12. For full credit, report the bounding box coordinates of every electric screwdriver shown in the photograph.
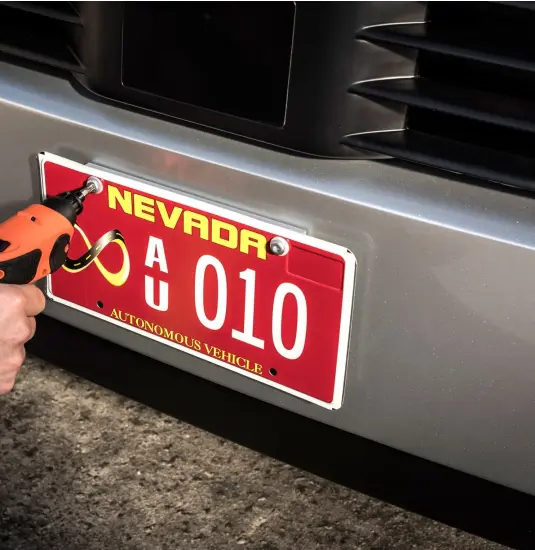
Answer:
[0,177,103,285]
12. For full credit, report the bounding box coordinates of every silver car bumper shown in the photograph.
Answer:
[2,62,535,495]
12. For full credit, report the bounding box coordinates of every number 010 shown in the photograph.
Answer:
[194,255,307,360]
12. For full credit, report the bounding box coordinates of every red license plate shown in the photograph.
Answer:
[39,153,356,409]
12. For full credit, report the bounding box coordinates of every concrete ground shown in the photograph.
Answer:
[0,356,509,550]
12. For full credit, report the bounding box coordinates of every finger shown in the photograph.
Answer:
[17,285,46,316]
[0,361,21,383]
[0,365,17,393]
[0,369,18,383]
[0,346,25,374]
[26,317,36,342]
[0,376,15,395]
[4,317,34,346]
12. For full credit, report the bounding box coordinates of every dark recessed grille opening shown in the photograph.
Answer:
[408,2,535,154]
[0,1,83,72]
[122,2,295,126]
[408,107,535,159]
[417,51,535,103]
[349,1,535,193]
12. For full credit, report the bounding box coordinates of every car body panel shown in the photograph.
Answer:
[2,62,535,494]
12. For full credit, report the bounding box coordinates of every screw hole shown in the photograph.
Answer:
[30,216,36,222]
[269,368,277,376]
[97,301,104,309]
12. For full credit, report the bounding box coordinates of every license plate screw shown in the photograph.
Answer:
[269,236,289,256]
[85,176,104,195]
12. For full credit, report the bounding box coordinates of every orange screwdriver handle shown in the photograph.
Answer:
[0,204,75,285]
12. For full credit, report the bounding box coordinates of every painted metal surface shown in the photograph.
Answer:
[1,63,535,494]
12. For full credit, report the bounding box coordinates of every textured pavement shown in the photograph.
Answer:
[0,356,509,550]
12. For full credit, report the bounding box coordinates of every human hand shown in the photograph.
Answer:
[0,284,45,394]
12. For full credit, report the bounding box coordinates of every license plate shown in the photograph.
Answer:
[39,153,356,409]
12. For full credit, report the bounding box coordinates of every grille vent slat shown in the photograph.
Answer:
[345,131,535,193]
[1,2,81,24]
[349,2,535,194]
[351,78,535,135]
[0,1,83,73]
[357,23,535,74]
[490,1,535,10]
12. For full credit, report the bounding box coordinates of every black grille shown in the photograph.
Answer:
[0,1,83,73]
[346,2,535,193]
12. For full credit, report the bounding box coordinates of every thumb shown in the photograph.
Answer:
[17,285,46,316]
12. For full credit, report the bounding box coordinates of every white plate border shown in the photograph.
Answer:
[38,152,357,410]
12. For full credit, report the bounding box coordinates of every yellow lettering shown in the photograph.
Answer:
[213,347,222,359]
[107,315,206,354]
[108,186,132,214]
[204,343,214,355]
[134,194,155,222]
[221,350,236,364]
[253,363,263,375]
[240,230,267,260]
[212,219,238,250]
[184,336,196,349]
[157,201,182,229]
[108,188,270,262]
[236,357,249,368]
[184,211,209,240]
[118,311,130,323]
